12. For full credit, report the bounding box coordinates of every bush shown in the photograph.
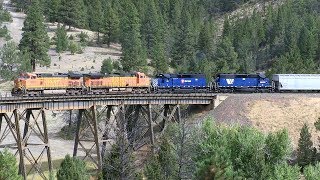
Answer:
[304,163,320,180]
[101,58,113,74]
[0,26,8,37]
[68,41,83,54]
[0,149,22,180]
[0,9,12,22]
[113,61,121,71]
[68,34,74,40]
[271,163,300,180]
[194,120,293,179]
[56,155,89,180]
[5,34,12,41]
[297,123,317,170]
[56,25,68,53]
[78,31,89,46]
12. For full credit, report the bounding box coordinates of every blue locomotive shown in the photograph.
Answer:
[215,73,273,92]
[152,73,210,92]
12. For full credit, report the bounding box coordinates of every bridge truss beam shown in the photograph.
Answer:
[72,103,181,172]
[0,109,52,180]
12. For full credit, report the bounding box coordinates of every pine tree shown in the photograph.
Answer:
[142,0,168,73]
[0,149,22,180]
[58,0,87,29]
[45,0,60,23]
[0,41,20,71]
[198,20,214,58]
[103,1,120,46]
[102,105,136,180]
[158,137,177,179]
[297,123,316,170]
[87,0,103,43]
[55,24,68,53]
[222,16,232,38]
[171,4,195,72]
[298,26,317,60]
[144,155,164,180]
[19,0,50,72]
[142,0,161,56]
[56,155,89,180]
[120,0,147,72]
[101,58,114,74]
[215,37,239,73]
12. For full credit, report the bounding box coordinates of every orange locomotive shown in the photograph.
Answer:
[12,72,83,96]
[84,72,150,94]
[12,72,150,96]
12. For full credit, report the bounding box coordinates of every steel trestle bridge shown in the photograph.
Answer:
[0,93,219,180]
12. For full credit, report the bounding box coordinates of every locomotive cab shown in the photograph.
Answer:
[12,73,37,95]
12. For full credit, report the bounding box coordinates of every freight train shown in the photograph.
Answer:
[11,72,320,96]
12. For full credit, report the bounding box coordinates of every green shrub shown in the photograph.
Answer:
[304,163,320,180]
[0,9,12,22]
[68,34,74,40]
[0,149,22,180]
[68,41,78,55]
[0,26,8,37]
[78,31,89,46]
[56,155,89,180]
[271,163,300,180]
[101,58,113,74]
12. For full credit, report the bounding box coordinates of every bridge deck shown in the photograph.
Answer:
[0,93,217,113]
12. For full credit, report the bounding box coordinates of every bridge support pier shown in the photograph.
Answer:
[0,109,52,180]
[72,103,183,173]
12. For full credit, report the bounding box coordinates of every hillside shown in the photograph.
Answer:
[212,94,320,148]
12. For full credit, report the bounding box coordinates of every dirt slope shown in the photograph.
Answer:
[212,94,320,148]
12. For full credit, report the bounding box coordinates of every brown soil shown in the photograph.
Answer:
[212,94,320,149]
[248,97,320,148]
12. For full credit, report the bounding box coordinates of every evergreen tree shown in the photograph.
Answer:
[265,129,291,165]
[19,0,50,72]
[298,26,317,60]
[0,41,20,71]
[144,155,164,180]
[152,42,169,73]
[215,37,239,73]
[171,4,195,72]
[297,123,316,170]
[87,0,103,43]
[271,163,300,180]
[158,137,177,179]
[103,1,120,46]
[304,163,320,180]
[55,25,68,53]
[120,0,147,72]
[103,100,136,180]
[101,58,114,74]
[45,0,60,23]
[0,149,22,180]
[56,155,89,180]
[142,0,168,73]
[142,0,161,56]
[222,16,232,38]
[198,20,214,58]
[58,0,87,29]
